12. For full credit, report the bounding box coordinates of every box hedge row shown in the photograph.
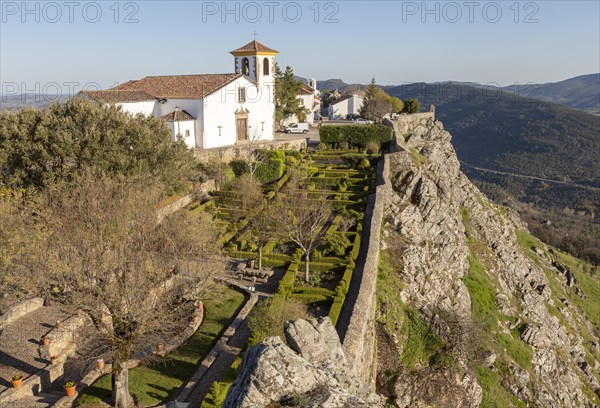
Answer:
[320,124,392,149]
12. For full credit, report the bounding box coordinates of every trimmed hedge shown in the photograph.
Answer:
[282,150,303,160]
[289,293,332,304]
[338,266,354,294]
[320,124,392,149]
[328,294,345,326]
[350,234,362,261]
[255,159,285,184]
[276,262,299,297]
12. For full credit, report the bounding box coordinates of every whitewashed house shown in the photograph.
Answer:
[328,93,364,120]
[280,78,321,126]
[78,40,279,149]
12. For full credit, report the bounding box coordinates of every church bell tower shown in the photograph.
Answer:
[230,39,279,88]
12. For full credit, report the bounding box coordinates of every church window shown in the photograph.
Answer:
[263,58,270,76]
[185,129,190,137]
[242,58,250,75]
[238,87,246,102]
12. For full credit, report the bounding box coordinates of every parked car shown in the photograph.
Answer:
[284,123,309,134]
[354,118,373,125]
[346,113,361,120]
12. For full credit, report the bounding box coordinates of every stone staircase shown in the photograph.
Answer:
[6,388,66,407]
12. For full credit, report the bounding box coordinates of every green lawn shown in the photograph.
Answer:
[77,285,245,407]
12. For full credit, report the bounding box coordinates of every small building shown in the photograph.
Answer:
[282,78,321,126]
[77,40,279,149]
[328,93,364,120]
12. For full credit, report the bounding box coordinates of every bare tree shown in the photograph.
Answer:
[245,128,266,179]
[274,179,332,282]
[1,173,225,408]
[227,174,279,270]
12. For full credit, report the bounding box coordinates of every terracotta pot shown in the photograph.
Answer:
[193,315,199,323]
[178,329,185,337]
[197,301,203,310]
[156,342,164,353]
[11,377,23,389]
[42,337,50,346]
[64,384,76,397]
[50,356,58,365]
[96,361,105,370]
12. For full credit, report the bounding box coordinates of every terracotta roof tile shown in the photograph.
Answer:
[81,90,156,103]
[112,73,243,99]
[299,83,315,95]
[159,109,196,122]
[230,40,278,54]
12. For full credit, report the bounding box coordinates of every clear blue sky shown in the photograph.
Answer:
[1,0,599,94]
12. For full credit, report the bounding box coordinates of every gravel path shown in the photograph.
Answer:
[0,304,71,393]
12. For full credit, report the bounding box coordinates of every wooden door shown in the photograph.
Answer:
[236,118,247,142]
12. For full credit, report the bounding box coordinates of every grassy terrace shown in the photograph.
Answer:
[77,285,245,407]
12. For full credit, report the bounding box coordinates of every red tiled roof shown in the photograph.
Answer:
[112,73,243,99]
[230,40,278,54]
[80,90,156,103]
[299,83,315,95]
[159,109,196,122]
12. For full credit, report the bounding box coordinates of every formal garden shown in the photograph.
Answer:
[195,124,392,406]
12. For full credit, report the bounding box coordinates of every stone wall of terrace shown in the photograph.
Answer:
[341,153,392,385]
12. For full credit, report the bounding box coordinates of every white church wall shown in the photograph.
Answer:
[152,98,204,148]
[118,101,155,116]
[171,120,196,149]
[202,76,274,149]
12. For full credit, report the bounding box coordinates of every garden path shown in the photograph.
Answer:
[0,304,70,393]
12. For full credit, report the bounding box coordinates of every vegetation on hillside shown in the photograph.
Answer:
[387,82,600,264]
[0,99,198,194]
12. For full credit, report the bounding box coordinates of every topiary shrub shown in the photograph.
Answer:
[320,124,392,149]
[255,160,285,184]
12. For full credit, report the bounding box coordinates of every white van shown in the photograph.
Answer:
[284,123,309,134]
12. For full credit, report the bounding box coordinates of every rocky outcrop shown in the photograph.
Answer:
[223,317,382,408]
[380,116,599,407]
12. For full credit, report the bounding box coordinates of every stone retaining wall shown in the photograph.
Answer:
[384,112,435,136]
[0,297,44,331]
[193,138,306,164]
[341,154,392,385]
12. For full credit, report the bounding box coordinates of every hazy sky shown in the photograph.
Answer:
[1,0,599,95]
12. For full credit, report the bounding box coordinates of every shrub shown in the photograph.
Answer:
[255,159,285,184]
[258,149,286,162]
[321,232,352,257]
[247,297,309,345]
[289,293,332,303]
[285,156,298,166]
[283,150,303,160]
[229,159,248,177]
[320,124,392,149]
[366,141,380,154]
[328,295,345,325]
[340,153,375,168]
[358,158,371,170]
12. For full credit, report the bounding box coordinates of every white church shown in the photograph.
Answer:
[79,40,310,150]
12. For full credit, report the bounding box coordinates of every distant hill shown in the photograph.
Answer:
[0,95,69,111]
[502,74,600,115]
[385,82,600,186]
[384,81,600,262]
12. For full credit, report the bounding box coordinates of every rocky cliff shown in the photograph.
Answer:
[223,317,382,407]
[223,116,599,408]
[378,117,599,407]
